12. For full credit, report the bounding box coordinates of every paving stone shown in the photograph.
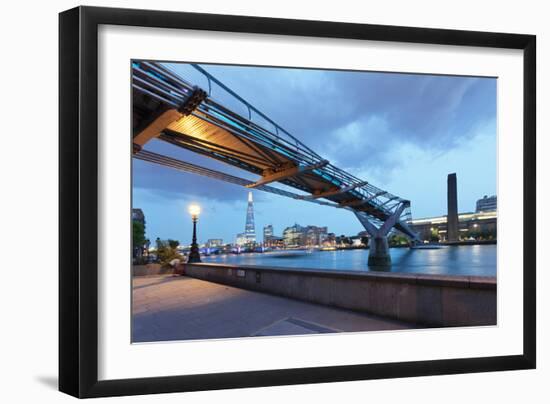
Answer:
[132,275,414,343]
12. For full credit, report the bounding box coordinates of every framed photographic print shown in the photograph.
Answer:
[59,6,536,398]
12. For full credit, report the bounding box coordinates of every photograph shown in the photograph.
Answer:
[131,60,497,343]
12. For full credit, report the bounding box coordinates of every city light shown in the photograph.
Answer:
[188,204,201,218]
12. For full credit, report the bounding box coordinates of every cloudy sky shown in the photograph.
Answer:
[133,63,496,245]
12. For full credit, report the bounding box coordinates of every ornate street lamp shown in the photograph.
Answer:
[187,204,202,263]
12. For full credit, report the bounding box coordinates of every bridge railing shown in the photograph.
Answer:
[132,61,415,231]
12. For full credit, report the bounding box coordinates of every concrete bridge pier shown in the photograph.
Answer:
[354,203,410,267]
[368,236,391,266]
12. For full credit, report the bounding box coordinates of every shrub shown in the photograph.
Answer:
[155,239,184,267]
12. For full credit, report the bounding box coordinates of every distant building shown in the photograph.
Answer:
[132,208,145,225]
[235,192,257,246]
[264,235,284,248]
[283,224,305,247]
[263,224,274,243]
[476,195,497,212]
[408,211,496,242]
[305,226,328,247]
[206,239,223,248]
[235,233,248,247]
[263,224,284,248]
[324,233,336,247]
[244,192,256,244]
[409,175,497,242]
[282,224,329,247]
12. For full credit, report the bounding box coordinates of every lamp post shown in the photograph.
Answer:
[187,204,202,263]
[144,238,150,261]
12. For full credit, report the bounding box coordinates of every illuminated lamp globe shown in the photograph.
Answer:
[188,204,201,218]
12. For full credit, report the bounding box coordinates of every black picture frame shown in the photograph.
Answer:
[59,6,536,398]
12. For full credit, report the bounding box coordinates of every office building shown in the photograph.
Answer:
[476,195,497,212]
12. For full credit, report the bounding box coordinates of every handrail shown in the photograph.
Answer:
[132,61,415,233]
[189,63,324,160]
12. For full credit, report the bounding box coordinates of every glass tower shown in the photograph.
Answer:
[244,192,256,244]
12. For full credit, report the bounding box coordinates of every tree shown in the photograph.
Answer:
[132,221,146,258]
[388,234,408,247]
[155,238,184,267]
[429,228,440,243]
[168,239,180,249]
[338,235,352,246]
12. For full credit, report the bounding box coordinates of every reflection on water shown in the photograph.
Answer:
[203,245,496,276]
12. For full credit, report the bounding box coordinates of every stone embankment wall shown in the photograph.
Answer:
[183,262,496,327]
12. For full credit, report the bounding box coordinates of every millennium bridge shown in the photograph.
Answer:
[132,62,419,266]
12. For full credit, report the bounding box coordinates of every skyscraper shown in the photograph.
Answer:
[244,191,256,244]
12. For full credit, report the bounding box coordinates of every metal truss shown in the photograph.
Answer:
[134,150,345,210]
[132,61,417,239]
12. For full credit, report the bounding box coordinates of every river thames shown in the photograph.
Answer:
[202,244,496,276]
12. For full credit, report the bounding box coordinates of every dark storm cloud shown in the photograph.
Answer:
[199,64,496,170]
[135,63,495,198]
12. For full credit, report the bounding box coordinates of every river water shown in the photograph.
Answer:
[202,244,496,276]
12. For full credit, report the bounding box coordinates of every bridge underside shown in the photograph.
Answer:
[132,61,419,256]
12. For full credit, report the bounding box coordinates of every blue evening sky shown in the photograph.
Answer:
[133,63,496,245]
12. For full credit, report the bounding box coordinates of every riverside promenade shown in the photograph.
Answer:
[132,275,414,343]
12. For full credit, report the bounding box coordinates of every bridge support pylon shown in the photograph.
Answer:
[354,203,409,267]
[368,236,391,266]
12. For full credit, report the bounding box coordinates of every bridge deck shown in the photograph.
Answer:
[132,61,417,238]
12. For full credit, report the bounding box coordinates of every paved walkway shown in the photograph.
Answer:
[132,275,414,342]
